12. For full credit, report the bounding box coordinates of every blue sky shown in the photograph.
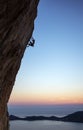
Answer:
[9,0,83,105]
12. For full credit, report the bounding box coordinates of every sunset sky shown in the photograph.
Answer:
[9,0,83,105]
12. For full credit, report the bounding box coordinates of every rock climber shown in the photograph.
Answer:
[27,37,35,47]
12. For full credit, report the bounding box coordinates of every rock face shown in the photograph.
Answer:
[0,0,39,130]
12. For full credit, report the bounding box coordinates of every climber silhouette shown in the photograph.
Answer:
[27,37,35,47]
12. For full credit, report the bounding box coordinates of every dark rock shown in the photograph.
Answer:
[0,0,39,129]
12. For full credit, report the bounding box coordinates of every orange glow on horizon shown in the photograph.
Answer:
[9,91,83,105]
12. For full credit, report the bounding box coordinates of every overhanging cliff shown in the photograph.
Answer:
[0,0,39,130]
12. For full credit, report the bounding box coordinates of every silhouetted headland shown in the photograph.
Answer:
[9,111,83,123]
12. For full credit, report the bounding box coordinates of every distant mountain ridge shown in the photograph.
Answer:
[9,111,83,123]
[61,111,83,123]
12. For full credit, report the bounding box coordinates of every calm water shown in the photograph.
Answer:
[8,104,83,117]
[9,104,83,130]
[10,121,83,130]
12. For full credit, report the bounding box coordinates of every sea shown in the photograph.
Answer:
[9,104,83,130]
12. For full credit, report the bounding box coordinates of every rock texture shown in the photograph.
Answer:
[0,0,39,130]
